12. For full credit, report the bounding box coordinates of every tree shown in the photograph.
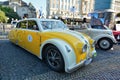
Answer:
[0,5,20,23]
[0,10,7,23]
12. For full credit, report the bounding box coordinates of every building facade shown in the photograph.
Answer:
[94,0,120,16]
[46,0,94,20]
[1,0,36,19]
[9,0,36,19]
[81,0,94,18]
[114,0,120,14]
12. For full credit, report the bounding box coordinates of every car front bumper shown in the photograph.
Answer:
[66,50,97,73]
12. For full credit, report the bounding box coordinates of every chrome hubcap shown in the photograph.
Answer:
[47,49,61,68]
[100,40,110,49]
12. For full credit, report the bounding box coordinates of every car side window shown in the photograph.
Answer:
[28,20,39,30]
[16,21,27,29]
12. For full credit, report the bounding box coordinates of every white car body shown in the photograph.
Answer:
[70,23,117,50]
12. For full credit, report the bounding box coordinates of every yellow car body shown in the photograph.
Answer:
[8,18,96,73]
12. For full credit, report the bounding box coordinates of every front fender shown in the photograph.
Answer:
[39,38,77,72]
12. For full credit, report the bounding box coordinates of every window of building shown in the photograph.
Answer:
[53,12,55,15]
[61,4,63,9]
[68,0,70,3]
[65,5,67,10]
[53,3,54,8]
[65,0,67,3]
[83,1,87,13]
[56,4,59,8]
[68,5,70,10]
[50,11,53,15]
[77,5,80,11]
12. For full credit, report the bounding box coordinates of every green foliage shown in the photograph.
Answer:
[0,10,7,23]
[0,6,14,12]
[5,11,20,23]
[0,5,20,23]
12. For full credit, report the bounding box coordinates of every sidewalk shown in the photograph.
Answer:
[0,23,11,39]
[0,32,8,39]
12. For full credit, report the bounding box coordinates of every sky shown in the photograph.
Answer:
[0,0,46,15]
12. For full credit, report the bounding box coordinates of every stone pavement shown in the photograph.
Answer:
[0,40,120,80]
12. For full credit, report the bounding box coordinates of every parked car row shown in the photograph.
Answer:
[8,18,116,73]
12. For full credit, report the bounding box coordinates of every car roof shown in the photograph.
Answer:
[18,18,60,22]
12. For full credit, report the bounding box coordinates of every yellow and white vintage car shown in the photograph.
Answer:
[8,18,96,73]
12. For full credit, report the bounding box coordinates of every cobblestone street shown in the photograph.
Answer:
[0,40,120,80]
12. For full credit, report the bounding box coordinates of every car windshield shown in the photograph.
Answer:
[91,25,108,30]
[40,20,68,30]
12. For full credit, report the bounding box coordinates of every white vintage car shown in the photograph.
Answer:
[70,23,117,50]
[8,18,96,73]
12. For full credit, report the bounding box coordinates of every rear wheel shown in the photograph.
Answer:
[44,45,65,72]
[98,38,113,50]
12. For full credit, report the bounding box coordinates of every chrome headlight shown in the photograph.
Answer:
[82,44,87,53]
[92,41,96,48]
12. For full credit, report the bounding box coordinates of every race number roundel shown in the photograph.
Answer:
[28,35,33,42]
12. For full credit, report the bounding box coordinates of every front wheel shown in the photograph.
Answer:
[98,38,113,50]
[44,45,65,72]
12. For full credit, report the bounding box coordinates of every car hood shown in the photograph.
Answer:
[41,30,89,45]
[41,29,95,63]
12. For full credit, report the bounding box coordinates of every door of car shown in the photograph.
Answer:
[77,24,105,39]
[76,23,91,36]
[15,20,27,48]
[24,20,41,56]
